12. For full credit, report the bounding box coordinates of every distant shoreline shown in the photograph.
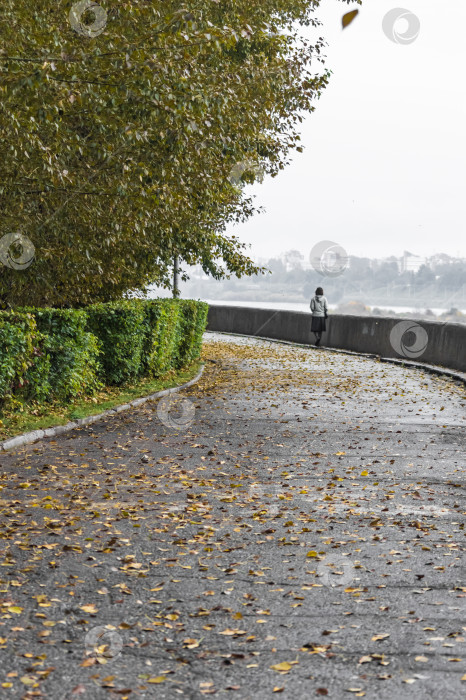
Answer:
[147,287,465,321]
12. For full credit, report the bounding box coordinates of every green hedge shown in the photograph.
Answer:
[0,299,208,412]
[177,300,209,368]
[21,307,101,401]
[0,312,40,404]
[86,300,146,385]
[143,299,183,377]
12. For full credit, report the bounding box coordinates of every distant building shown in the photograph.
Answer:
[427,253,455,268]
[282,250,305,271]
[399,251,425,273]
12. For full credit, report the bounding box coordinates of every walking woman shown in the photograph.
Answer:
[310,286,328,346]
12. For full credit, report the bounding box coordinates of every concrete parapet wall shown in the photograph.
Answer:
[207,305,466,373]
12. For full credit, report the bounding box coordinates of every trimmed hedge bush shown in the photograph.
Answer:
[142,299,183,377]
[0,299,208,411]
[86,301,146,385]
[0,312,40,404]
[177,300,209,368]
[21,307,101,401]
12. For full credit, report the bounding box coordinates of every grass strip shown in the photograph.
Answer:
[0,362,201,441]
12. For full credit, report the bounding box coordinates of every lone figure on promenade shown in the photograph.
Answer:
[310,286,328,346]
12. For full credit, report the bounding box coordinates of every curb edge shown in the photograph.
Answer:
[0,364,205,453]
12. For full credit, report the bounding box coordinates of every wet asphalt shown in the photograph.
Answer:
[0,333,464,699]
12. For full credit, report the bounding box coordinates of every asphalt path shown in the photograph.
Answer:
[0,333,464,699]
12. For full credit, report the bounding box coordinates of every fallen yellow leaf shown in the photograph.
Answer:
[7,606,23,614]
[270,661,296,672]
[219,629,246,636]
[358,656,372,664]
[80,604,98,614]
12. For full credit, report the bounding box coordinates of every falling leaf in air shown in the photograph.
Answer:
[342,9,359,30]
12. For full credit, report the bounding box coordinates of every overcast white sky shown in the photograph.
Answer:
[228,0,466,262]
